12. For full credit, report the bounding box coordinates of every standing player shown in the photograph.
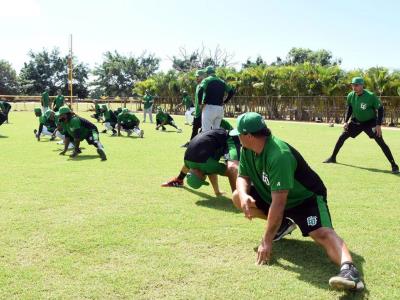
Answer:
[58,106,107,160]
[181,69,206,148]
[53,90,65,112]
[324,77,399,174]
[117,108,144,137]
[155,106,182,133]
[143,89,154,123]
[230,112,364,291]
[41,87,50,113]
[198,66,235,131]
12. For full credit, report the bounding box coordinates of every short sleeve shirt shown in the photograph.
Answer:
[239,135,318,209]
[143,94,154,109]
[347,89,381,122]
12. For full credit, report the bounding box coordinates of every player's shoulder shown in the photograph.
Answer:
[363,89,377,98]
[266,136,293,161]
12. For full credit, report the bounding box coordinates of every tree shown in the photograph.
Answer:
[286,47,340,66]
[19,48,89,97]
[0,60,19,94]
[242,56,266,69]
[170,45,235,72]
[92,51,159,97]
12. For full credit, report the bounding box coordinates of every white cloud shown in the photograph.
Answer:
[0,0,41,17]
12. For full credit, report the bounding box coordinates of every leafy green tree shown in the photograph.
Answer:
[92,51,159,97]
[19,48,89,97]
[0,60,19,94]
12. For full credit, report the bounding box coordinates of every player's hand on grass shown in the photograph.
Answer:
[375,125,382,137]
[241,195,256,220]
[256,238,272,265]
[343,122,349,131]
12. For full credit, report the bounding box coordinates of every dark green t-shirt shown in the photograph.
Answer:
[199,75,232,105]
[182,95,193,110]
[41,91,50,107]
[39,115,56,132]
[95,103,101,114]
[156,111,169,123]
[143,94,154,109]
[117,112,139,124]
[347,89,381,122]
[65,117,90,140]
[54,95,65,109]
[194,84,202,118]
[239,135,326,209]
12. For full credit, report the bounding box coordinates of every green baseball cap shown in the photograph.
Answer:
[195,69,205,77]
[204,65,215,75]
[351,77,364,85]
[186,172,209,189]
[34,108,42,116]
[229,112,267,136]
[59,106,71,115]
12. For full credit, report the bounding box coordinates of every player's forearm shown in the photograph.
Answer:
[63,137,71,152]
[236,176,250,201]
[38,124,44,136]
[376,106,384,125]
[344,105,352,122]
[263,192,287,243]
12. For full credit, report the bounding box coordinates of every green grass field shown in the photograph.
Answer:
[0,112,399,299]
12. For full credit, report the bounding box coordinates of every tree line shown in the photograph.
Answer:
[1,47,399,99]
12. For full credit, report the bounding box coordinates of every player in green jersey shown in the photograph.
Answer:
[230,112,364,291]
[117,108,144,138]
[324,77,398,174]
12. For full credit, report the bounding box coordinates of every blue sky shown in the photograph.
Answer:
[1,0,399,72]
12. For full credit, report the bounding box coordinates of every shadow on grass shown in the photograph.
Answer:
[67,154,100,161]
[271,239,368,298]
[0,135,9,138]
[337,162,393,174]
[182,186,240,214]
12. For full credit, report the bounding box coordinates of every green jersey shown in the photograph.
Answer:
[104,109,117,123]
[347,89,381,122]
[39,115,56,132]
[95,103,101,114]
[65,116,97,140]
[182,95,193,110]
[54,95,65,109]
[55,114,66,134]
[143,94,154,109]
[156,111,171,123]
[117,112,139,125]
[239,135,326,209]
[194,84,202,118]
[41,91,50,107]
[199,75,233,105]
[0,101,5,113]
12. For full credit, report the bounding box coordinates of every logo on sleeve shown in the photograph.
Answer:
[306,216,318,226]
[262,171,270,186]
[360,103,367,110]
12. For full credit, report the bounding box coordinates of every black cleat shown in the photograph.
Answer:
[392,164,399,174]
[97,148,107,161]
[329,262,364,291]
[273,217,297,241]
[323,157,336,163]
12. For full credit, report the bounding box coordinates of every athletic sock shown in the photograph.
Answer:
[177,171,186,181]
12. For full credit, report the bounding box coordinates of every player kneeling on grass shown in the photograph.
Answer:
[155,106,182,133]
[117,108,144,138]
[58,106,107,161]
[90,99,103,122]
[34,108,58,141]
[100,104,118,136]
[162,128,240,196]
[230,112,364,291]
